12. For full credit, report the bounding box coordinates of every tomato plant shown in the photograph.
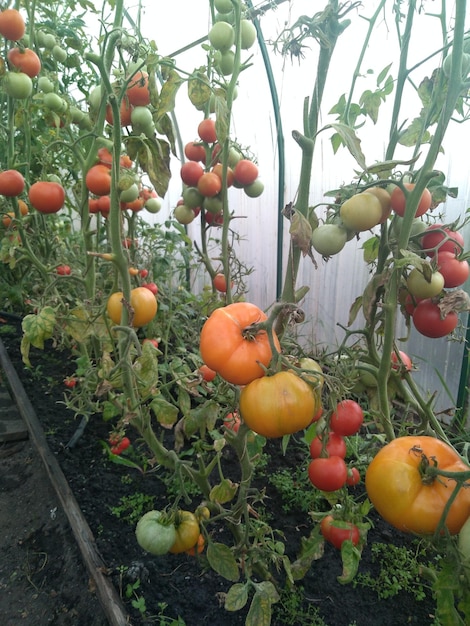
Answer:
[29,181,65,214]
[135,510,177,556]
[330,399,364,436]
[412,299,458,338]
[308,456,348,491]
[365,436,470,534]
[169,510,200,554]
[107,287,158,328]
[199,302,280,385]
[239,370,318,437]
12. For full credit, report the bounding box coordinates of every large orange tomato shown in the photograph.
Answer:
[239,371,318,438]
[365,436,470,535]
[107,287,157,328]
[199,302,280,386]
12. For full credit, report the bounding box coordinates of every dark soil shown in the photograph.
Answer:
[0,318,441,626]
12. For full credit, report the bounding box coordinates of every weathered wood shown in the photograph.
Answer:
[0,338,131,626]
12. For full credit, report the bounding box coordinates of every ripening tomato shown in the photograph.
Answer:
[308,456,348,491]
[199,364,217,382]
[213,272,233,293]
[0,9,25,41]
[412,299,458,338]
[205,211,224,226]
[56,264,71,276]
[199,302,281,386]
[320,515,360,549]
[391,350,412,374]
[435,251,470,288]
[126,71,150,106]
[366,186,392,224]
[365,436,470,534]
[390,183,432,218]
[224,412,240,433]
[211,163,234,187]
[420,224,464,257]
[7,47,41,77]
[197,172,222,197]
[86,164,111,196]
[184,141,206,163]
[107,287,158,328]
[330,399,364,436]
[29,181,65,214]
[340,192,382,232]
[233,159,259,186]
[346,467,361,486]
[0,169,25,197]
[240,371,318,438]
[141,282,158,295]
[169,510,200,554]
[106,98,133,126]
[309,432,347,459]
[198,118,217,144]
[135,511,177,556]
[180,161,204,187]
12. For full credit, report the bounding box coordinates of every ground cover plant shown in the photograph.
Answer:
[1,1,470,625]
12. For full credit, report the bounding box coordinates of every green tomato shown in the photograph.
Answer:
[43,92,67,113]
[214,0,234,13]
[52,45,67,63]
[135,510,177,556]
[406,267,444,299]
[311,223,348,256]
[203,195,224,214]
[209,22,235,51]
[215,50,235,76]
[458,515,470,570]
[43,33,57,50]
[3,72,33,99]
[227,146,243,168]
[442,52,470,79]
[88,85,103,111]
[120,183,140,203]
[244,178,264,198]
[240,19,257,50]
[340,192,382,232]
[131,105,153,129]
[174,203,196,225]
[183,186,204,210]
[145,197,162,214]
[38,76,55,93]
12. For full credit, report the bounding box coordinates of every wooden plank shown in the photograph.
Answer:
[0,338,131,626]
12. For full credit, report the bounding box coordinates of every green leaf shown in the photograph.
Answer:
[376,63,392,86]
[177,386,191,416]
[215,94,230,145]
[22,306,56,350]
[102,401,121,422]
[362,235,380,264]
[338,540,361,584]
[127,136,171,198]
[149,394,179,428]
[206,542,239,582]
[398,116,432,147]
[245,590,273,626]
[156,69,183,121]
[290,528,324,581]
[347,295,363,327]
[184,399,219,438]
[253,581,280,604]
[187,69,211,110]
[133,342,159,396]
[209,478,238,504]
[224,583,249,612]
[326,123,367,170]
[359,89,382,124]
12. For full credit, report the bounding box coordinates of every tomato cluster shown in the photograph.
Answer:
[109,434,131,455]
[175,118,262,227]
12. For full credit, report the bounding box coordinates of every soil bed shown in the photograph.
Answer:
[0,318,440,626]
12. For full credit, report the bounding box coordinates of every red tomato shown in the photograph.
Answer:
[211,163,234,187]
[64,376,77,388]
[141,282,158,295]
[98,195,111,215]
[29,181,65,214]
[436,251,470,288]
[143,338,159,349]
[106,98,133,127]
[0,169,25,197]
[86,164,111,196]
[224,412,241,433]
[180,161,204,187]
[390,183,432,218]
[346,467,361,486]
[420,224,464,256]
[233,159,259,186]
[309,432,347,459]
[330,400,364,436]
[205,211,224,226]
[213,273,232,293]
[198,118,217,144]
[197,172,222,197]
[7,47,41,77]
[199,364,217,382]
[308,456,348,491]
[412,299,458,338]
[184,142,206,162]
[111,436,131,455]
[139,268,149,278]
[56,264,71,276]
[403,293,422,316]
[320,515,360,549]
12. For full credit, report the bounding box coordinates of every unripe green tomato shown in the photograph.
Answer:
[43,92,67,113]
[183,187,204,210]
[69,106,85,124]
[214,0,233,13]
[36,30,47,47]
[131,105,153,129]
[38,76,55,93]
[227,146,243,167]
[340,192,382,232]
[174,203,196,224]
[209,22,235,51]
[216,50,235,76]
[240,19,257,50]
[120,183,140,203]
[244,178,264,198]
[88,85,102,111]
[311,223,348,256]
[52,45,67,63]
[406,268,444,299]
[458,516,470,569]
[21,34,30,46]
[145,197,162,214]
[203,195,224,214]
[43,33,57,50]
[214,11,235,24]
[3,72,33,99]
[442,52,470,79]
